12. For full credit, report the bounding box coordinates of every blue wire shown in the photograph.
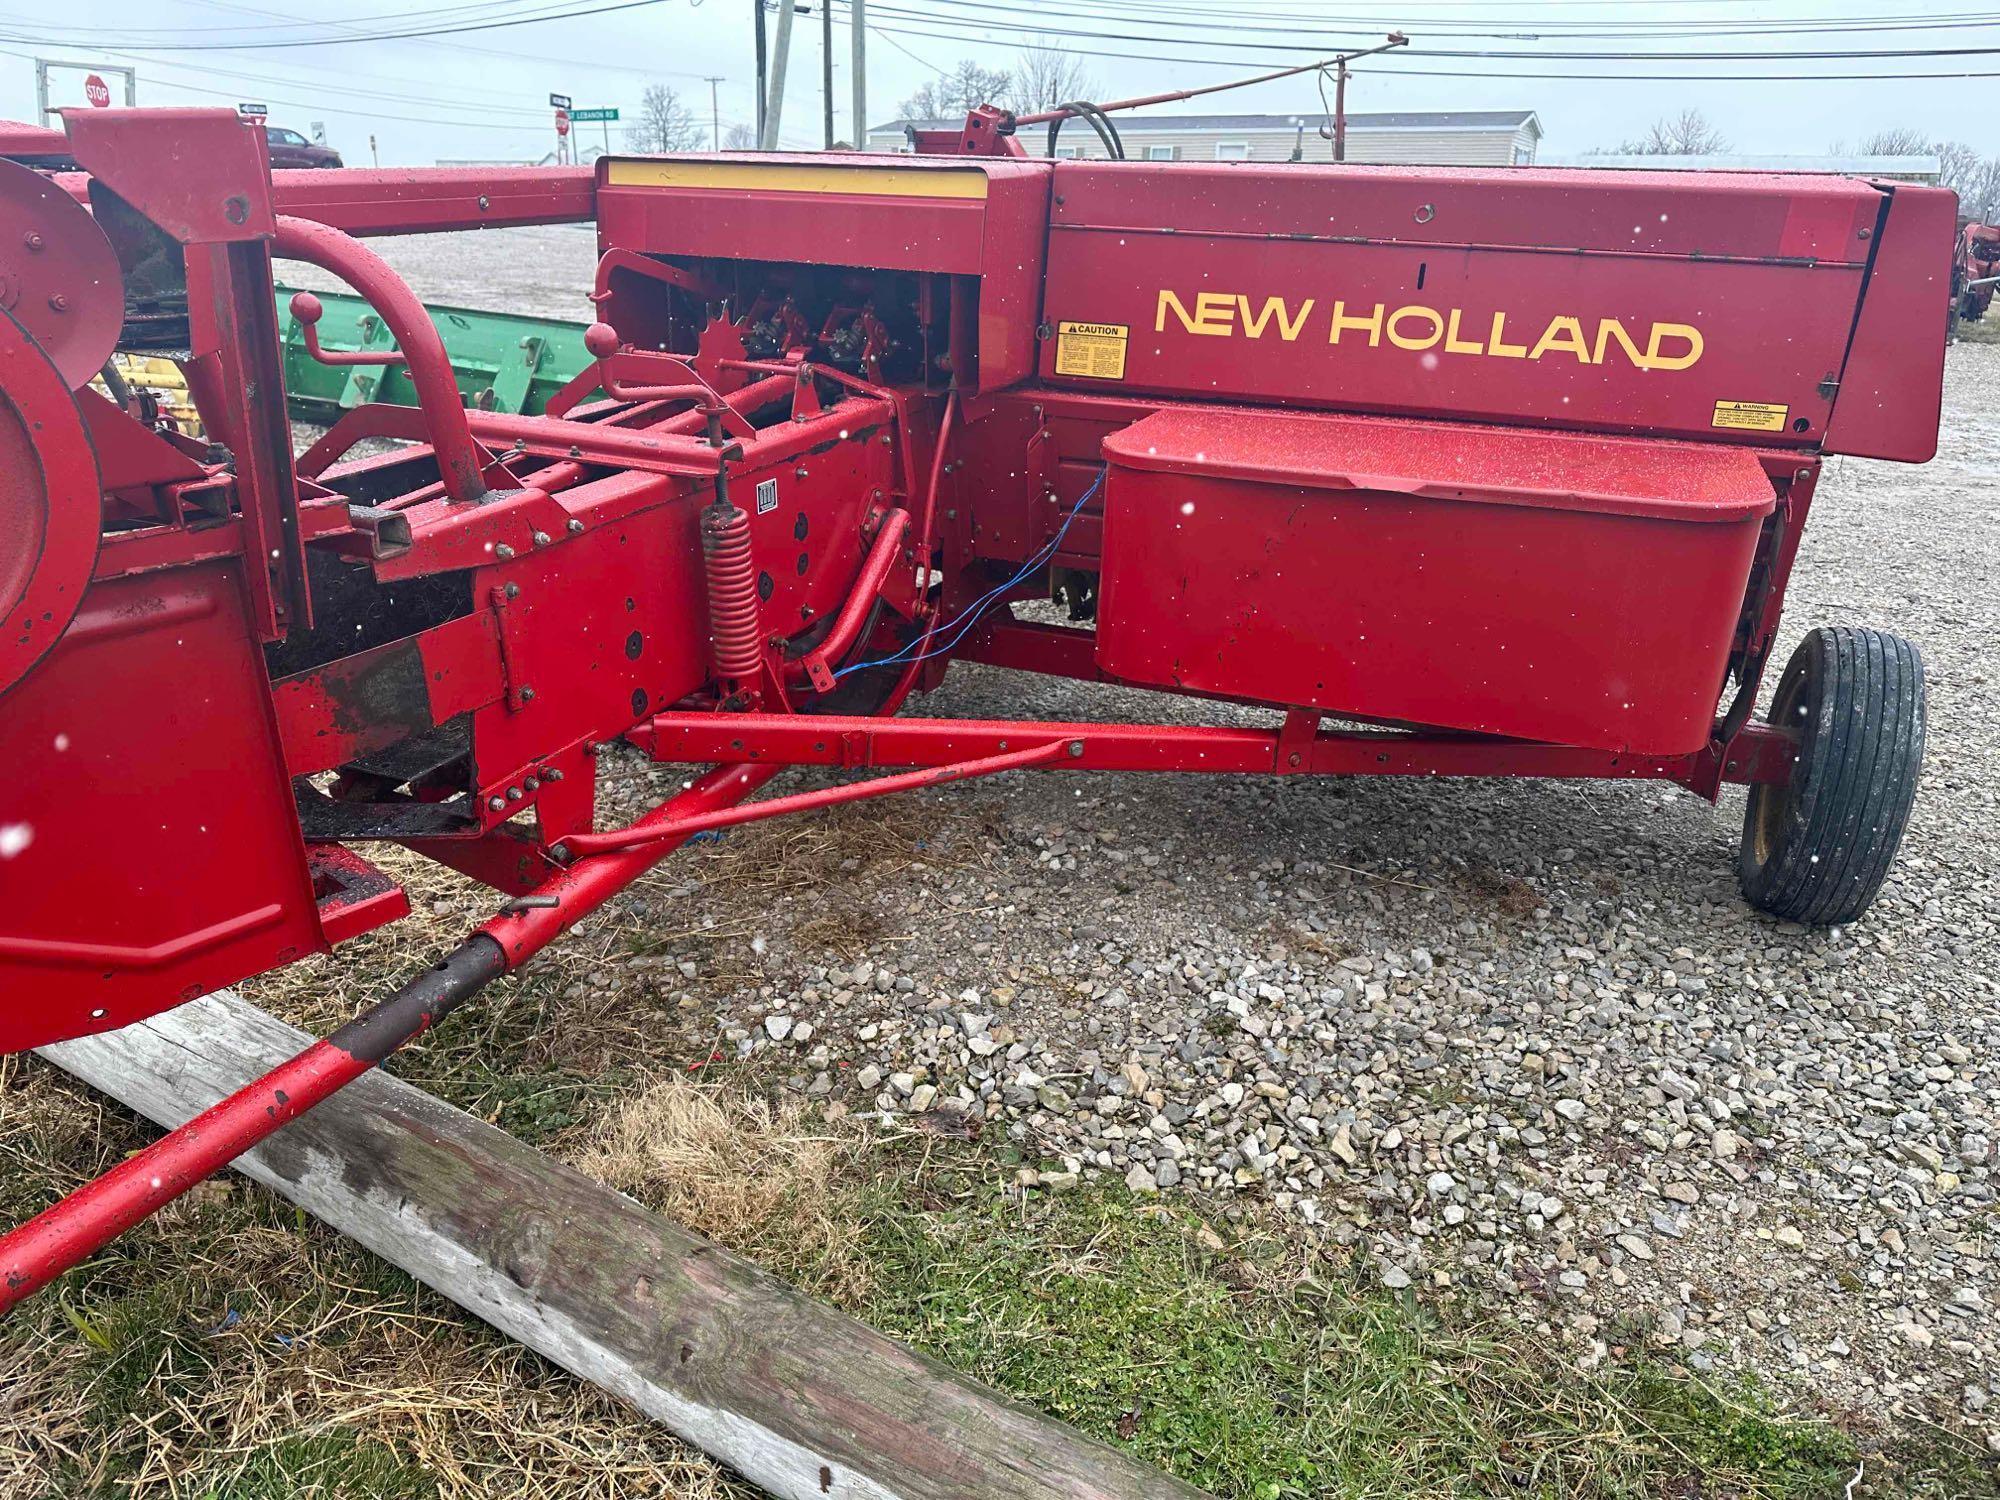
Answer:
[833,467,1107,681]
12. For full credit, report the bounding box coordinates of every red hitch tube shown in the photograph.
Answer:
[0,762,777,1314]
[556,739,1069,860]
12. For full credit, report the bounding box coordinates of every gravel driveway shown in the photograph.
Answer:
[305,227,1999,1438]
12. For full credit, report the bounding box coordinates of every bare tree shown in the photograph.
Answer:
[1618,109,1730,155]
[626,84,705,153]
[1959,156,2000,221]
[897,60,1014,121]
[1844,126,1932,156]
[1837,130,1995,214]
[1934,141,1983,193]
[1011,42,1097,114]
[722,121,757,150]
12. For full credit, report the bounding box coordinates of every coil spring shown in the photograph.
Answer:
[700,501,762,684]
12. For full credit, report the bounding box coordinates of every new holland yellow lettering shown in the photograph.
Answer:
[1643,322,1704,371]
[1328,301,1385,346]
[1387,305,1445,351]
[1530,316,1592,363]
[1239,294,1317,341]
[1487,312,1528,358]
[1157,287,1706,371]
[1593,319,1646,368]
[1156,289,1232,337]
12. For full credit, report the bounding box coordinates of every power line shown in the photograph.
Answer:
[843,0,2000,43]
[4,0,576,38]
[856,19,2000,80]
[838,7,2000,63]
[169,0,719,81]
[26,41,574,121]
[0,0,675,51]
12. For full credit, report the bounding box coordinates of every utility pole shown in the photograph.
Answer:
[821,0,834,148]
[760,0,796,150]
[707,75,724,150]
[850,0,866,151]
[754,0,768,147]
[1325,32,1406,162]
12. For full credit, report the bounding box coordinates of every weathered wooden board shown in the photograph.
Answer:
[39,991,1209,1500]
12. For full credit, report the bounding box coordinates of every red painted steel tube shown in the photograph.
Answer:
[481,761,780,968]
[910,391,956,589]
[0,939,503,1313]
[555,740,1071,860]
[638,713,1802,788]
[53,166,597,234]
[1011,55,1360,126]
[795,507,910,689]
[0,762,774,1314]
[272,215,486,504]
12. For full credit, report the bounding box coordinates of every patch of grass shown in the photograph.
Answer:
[0,1060,745,1500]
[573,1075,871,1303]
[10,985,1992,1500]
[202,1431,438,1500]
[859,1183,1885,1499]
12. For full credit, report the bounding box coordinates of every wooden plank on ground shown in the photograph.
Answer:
[40,991,1210,1500]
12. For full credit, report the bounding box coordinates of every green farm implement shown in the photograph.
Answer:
[275,283,590,420]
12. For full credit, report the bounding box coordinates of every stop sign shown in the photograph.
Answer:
[553,107,570,137]
[82,74,111,108]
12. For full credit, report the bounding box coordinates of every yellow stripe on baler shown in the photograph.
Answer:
[604,159,989,200]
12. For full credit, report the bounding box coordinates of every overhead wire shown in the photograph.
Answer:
[846,14,2000,81]
[0,0,677,51]
[842,0,2000,44]
[831,7,2000,63]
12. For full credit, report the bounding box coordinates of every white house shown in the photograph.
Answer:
[864,109,1542,167]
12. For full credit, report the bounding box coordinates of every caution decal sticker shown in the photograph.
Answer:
[1055,321,1129,380]
[1711,400,1789,433]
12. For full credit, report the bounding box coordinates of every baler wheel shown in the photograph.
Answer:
[1739,627,1925,926]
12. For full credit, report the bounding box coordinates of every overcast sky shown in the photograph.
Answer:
[3,0,1997,166]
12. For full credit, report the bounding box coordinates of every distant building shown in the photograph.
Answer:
[1543,153,1942,186]
[865,109,1543,166]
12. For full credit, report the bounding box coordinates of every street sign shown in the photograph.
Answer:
[570,107,619,122]
[548,92,572,109]
[553,107,571,137]
[82,74,110,109]
[238,102,269,118]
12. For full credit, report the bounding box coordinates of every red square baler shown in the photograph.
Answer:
[0,107,1954,1304]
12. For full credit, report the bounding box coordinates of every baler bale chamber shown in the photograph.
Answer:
[0,105,1953,1306]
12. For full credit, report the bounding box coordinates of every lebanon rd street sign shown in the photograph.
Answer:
[571,108,619,122]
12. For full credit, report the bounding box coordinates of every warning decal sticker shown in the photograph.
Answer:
[1055,321,1129,380]
[1711,400,1789,433]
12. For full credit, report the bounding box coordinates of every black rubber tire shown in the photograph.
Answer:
[1739,627,1925,925]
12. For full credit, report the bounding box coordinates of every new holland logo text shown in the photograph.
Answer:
[1155,290,1704,372]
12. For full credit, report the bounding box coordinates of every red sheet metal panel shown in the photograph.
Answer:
[593,153,1051,390]
[0,562,325,1052]
[1040,162,1882,448]
[1095,407,1775,755]
[1824,183,1957,462]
